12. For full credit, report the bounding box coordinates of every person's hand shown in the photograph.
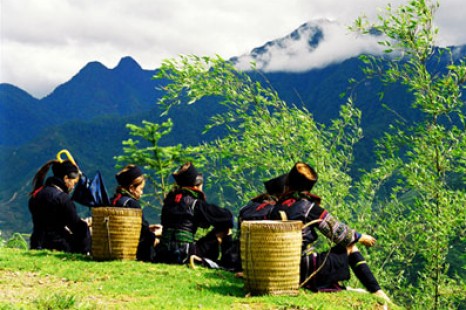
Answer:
[83,217,92,227]
[150,224,163,236]
[359,234,376,247]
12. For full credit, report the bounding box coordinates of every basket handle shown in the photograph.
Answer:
[103,216,112,255]
[299,219,334,288]
[279,211,288,221]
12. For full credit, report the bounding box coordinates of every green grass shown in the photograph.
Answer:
[0,248,401,309]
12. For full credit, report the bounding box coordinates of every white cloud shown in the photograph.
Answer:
[235,20,384,72]
[1,0,465,98]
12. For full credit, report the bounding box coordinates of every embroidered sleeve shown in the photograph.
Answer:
[317,211,359,247]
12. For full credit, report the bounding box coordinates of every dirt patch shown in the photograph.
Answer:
[0,270,108,307]
[1,270,57,303]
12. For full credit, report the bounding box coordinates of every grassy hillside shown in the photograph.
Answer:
[0,248,399,309]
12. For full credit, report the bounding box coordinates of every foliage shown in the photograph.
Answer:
[33,293,82,310]
[352,0,466,308]
[114,118,198,209]
[0,231,28,250]
[154,55,363,222]
[111,2,466,308]
[0,248,400,309]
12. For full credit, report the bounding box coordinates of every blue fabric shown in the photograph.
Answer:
[72,171,110,207]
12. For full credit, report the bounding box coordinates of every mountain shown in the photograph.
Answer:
[40,57,163,121]
[0,57,163,148]
[0,19,464,237]
[233,20,382,72]
[0,84,50,145]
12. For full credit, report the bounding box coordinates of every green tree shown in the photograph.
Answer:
[154,55,363,223]
[115,118,198,209]
[352,0,466,308]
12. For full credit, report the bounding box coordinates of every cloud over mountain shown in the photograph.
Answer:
[2,0,465,99]
[234,19,383,72]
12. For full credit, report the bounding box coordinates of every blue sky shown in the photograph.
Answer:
[1,0,464,99]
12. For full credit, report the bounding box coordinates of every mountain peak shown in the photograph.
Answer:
[233,18,381,73]
[114,56,142,73]
[0,83,35,99]
[249,20,327,59]
[80,60,108,72]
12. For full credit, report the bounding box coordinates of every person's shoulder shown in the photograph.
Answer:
[179,187,206,201]
[41,183,69,201]
[118,195,140,208]
[250,193,275,203]
[125,198,141,209]
[163,188,186,202]
[289,191,322,204]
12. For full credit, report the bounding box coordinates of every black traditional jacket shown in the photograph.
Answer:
[28,177,90,254]
[110,190,156,262]
[271,191,360,250]
[160,187,233,243]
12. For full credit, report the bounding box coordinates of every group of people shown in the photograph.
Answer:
[28,155,390,302]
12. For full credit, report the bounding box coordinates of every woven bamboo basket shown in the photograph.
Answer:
[91,207,142,261]
[240,220,303,296]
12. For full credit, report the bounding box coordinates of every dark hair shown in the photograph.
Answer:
[30,159,79,195]
[172,162,203,187]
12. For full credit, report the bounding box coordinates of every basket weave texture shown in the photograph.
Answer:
[240,220,303,296]
[91,207,142,261]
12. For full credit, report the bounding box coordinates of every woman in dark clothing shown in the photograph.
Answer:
[238,173,288,225]
[110,165,159,262]
[155,162,235,268]
[231,173,289,273]
[29,158,91,254]
[270,162,390,303]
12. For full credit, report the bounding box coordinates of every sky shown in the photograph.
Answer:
[1,0,465,99]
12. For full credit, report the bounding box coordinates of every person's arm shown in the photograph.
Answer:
[60,195,91,253]
[194,200,234,231]
[306,203,360,247]
[61,196,88,233]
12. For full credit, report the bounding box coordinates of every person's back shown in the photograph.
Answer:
[238,174,287,226]
[238,193,276,224]
[28,158,90,254]
[271,191,325,250]
[156,162,234,267]
[161,187,201,238]
[30,178,77,231]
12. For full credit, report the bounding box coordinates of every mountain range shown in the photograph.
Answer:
[0,20,464,237]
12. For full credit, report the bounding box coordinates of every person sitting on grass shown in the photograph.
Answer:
[270,162,391,303]
[238,173,288,225]
[111,164,161,262]
[232,173,289,274]
[29,158,91,254]
[155,162,235,269]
